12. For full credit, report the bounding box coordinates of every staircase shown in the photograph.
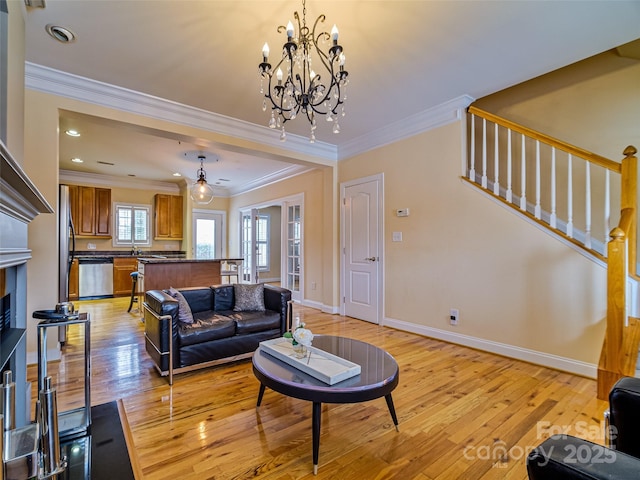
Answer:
[467,105,640,400]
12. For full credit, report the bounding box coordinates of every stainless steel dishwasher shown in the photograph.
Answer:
[78,257,114,298]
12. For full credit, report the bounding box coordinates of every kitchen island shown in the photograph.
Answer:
[137,258,243,292]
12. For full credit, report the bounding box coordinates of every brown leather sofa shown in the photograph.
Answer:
[144,283,291,384]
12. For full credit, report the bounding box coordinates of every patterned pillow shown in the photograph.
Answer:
[168,287,194,324]
[233,284,265,312]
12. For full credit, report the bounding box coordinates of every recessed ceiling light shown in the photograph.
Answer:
[173,172,182,177]
[71,158,83,163]
[45,24,76,44]
[65,129,80,137]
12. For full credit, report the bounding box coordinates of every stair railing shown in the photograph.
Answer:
[467,105,638,399]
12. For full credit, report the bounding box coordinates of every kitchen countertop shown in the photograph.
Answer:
[137,257,243,264]
[74,250,186,259]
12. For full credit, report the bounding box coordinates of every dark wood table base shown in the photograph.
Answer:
[253,336,400,474]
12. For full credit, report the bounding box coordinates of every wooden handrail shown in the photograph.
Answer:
[468,105,622,173]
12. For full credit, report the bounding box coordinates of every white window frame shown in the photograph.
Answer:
[256,214,270,271]
[113,202,151,247]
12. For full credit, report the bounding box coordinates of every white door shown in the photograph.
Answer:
[192,210,225,259]
[342,176,383,324]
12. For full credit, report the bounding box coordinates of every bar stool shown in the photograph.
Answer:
[127,271,143,313]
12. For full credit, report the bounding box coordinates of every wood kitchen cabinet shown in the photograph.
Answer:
[69,258,79,301]
[154,194,183,240]
[113,257,138,296]
[70,185,112,237]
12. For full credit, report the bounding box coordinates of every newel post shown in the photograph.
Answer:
[620,145,637,276]
[606,226,627,373]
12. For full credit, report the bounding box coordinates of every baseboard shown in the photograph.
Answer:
[383,316,597,379]
[27,346,61,366]
[299,298,339,315]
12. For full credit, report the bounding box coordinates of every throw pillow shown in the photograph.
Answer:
[233,283,265,312]
[168,287,194,324]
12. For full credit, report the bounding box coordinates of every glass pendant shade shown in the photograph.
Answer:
[190,156,215,205]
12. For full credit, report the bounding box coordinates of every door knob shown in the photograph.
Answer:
[365,257,377,261]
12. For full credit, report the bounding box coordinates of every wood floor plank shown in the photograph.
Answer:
[27,297,610,479]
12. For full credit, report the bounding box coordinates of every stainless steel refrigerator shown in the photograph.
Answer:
[58,184,76,342]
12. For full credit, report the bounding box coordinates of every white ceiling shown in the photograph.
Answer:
[22,0,640,195]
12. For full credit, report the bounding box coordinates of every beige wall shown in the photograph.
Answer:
[6,0,25,159]
[229,167,335,307]
[339,122,607,365]
[474,48,640,161]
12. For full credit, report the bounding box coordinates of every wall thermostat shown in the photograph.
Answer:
[396,208,410,217]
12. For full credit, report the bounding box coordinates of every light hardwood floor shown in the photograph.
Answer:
[27,297,609,479]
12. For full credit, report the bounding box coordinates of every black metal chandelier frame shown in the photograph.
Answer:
[258,0,348,141]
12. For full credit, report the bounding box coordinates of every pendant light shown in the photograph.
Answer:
[190,155,215,205]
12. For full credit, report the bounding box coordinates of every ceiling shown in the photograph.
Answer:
[22,0,640,195]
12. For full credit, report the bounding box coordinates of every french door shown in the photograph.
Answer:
[239,195,303,302]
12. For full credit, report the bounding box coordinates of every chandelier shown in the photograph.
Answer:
[189,155,215,205]
[258,0,349,143]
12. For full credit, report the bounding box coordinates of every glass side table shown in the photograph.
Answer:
[35,311,91,440]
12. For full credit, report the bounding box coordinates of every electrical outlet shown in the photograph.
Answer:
[449,308,459,325]
[311,282,317,290]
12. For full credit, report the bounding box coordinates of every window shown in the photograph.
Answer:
[114,203,151,246]
[256,214,270,270]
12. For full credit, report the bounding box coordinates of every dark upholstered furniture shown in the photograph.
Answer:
[144,284,291,384]
[526,376,640,479]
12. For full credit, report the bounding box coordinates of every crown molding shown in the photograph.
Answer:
[59,169,183,194]
[228,164,314,197]
[25,62,338,162]
[25,62,473,165]
[338,95,475,160]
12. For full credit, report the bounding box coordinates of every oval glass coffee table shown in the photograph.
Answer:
[252,335,400,474]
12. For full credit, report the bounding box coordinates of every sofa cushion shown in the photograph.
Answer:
[178,312,236,347]
[168,287,194,324]
[212,285,234,311]
[233,283,265,312]
[224,310,281,334]
[179,288,214,313]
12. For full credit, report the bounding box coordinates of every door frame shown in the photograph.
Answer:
[239,193,304,301]
[340,173,385,324]
[192,209,226,259]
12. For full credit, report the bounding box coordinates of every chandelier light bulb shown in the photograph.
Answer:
[286,21,294,38]
[262,43,270,60]
[331,25,339,41]
[276,68,283,82]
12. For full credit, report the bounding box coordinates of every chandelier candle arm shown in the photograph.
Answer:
[257,0,349,142]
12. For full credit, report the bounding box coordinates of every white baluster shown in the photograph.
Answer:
[585,162,591,249]
[550,147,557,228]
[520,134,527,211]
[534,140,541,219]
[506,128,513,203]
[469,114,476,181]
[604,169,610,243]
[481,118,487,188]
[567,153,573,238]
[493,123,500,195]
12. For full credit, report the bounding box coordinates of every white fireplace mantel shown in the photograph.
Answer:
[0,140,53,269]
